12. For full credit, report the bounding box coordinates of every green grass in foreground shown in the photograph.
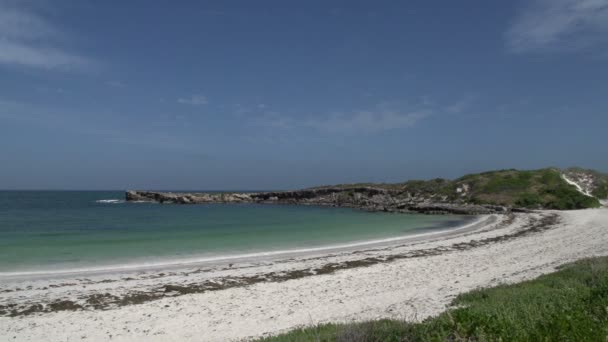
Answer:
[259,257,608,341]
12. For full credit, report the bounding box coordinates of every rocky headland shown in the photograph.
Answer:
[126,188,507,215]
[126,168,608,215]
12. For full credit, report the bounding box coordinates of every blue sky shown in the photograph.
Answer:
[1,0,607,190]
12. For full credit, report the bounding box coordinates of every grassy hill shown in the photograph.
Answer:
[259,257,608,342]
[312,168,604,210]
[453,168,600,210]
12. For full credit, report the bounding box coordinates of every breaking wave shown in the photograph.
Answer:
[95,199,124,204]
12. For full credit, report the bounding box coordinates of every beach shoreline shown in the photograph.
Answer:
[0,214,485,280]
[2,208,608,341]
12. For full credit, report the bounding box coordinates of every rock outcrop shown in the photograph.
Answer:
[125,188,508,215]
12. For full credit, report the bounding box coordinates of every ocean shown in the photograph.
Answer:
[0,191,471,275]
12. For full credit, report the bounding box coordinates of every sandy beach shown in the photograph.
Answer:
[2,207,608,341]
[2,0,606,339]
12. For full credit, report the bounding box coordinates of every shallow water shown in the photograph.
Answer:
[0,191,470,274]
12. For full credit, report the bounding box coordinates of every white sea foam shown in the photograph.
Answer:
[95,199,125,204]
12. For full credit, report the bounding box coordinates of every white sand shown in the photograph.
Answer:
[1,208,608,341]
[561,174,594,197]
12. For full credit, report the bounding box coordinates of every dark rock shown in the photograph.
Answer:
[125,187,513,215]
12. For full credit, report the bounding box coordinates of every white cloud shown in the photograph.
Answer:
[177,94,208,105]
[506,0,608,53]
[304,109,431,134]
[0,2,93,70]
[0,39,89,69]
[257,111,296,130]
[251,96,477,135]
[255,102,434,135]
[0,5,58,40]
[445,94,477,114]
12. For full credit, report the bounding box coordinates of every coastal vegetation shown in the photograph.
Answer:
[455,168,600,209]
[259,256,608,341]
[320,168,604,210]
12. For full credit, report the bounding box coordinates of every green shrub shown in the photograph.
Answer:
[544,185,600,209]
[514,192,543,208]
[592,182,608,199]
[481,171,534,193]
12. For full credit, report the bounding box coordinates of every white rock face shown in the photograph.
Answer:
[456,183,469,197]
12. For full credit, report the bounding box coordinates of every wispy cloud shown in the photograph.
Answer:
[177,94,208,105]
[303,109,431,134]
[0,40,90,69]
[0,1,93,70]
[252,95,477,136]
[506,0,608,53]
[445,94,477,114]
[253,101,437,135]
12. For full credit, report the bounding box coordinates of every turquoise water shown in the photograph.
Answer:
[0,191,470,274]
